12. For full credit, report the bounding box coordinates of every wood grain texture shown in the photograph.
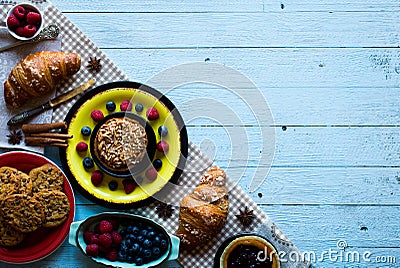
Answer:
[101,48,400,89]
[14,0,400,267]
[52,0,400,12]
[62,12,400,48]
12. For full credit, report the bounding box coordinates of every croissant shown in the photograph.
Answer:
[4,51,81,107]
[176,166,229,248]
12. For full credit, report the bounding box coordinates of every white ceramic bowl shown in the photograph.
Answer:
[69,212,180,267]
[5,3,44,41]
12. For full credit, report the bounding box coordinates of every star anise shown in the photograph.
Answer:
[236,206,256,227]
[86,56,102,72]
[7,130,23,145]
[156,202,174,219]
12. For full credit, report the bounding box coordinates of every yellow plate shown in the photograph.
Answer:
[59,81,188,208]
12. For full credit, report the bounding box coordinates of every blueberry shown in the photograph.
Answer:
[158,125,168,137]
[143,249,152,258]
[120,241,128,252]
[128,233,137,242]
[152,159,163,170]
[143,239,152,248]
[126,225,133,233]
[126,255,134,263]
[135,103,144,113]
[134,176,143,185]
[81,126,91,136]
[131,243,140,254]
[108,180,118,191]
[134,257,143,265]
[147,231,156,240]
[160,239,168,249]
[82,157,94,169]
[137,235,145,243]
[106,101,116,112]
[132,226,140,236]
[140,229,148,237]
[153,236,161,246]
[152,247,161,257]
[118,251,126,261]
[119,228,126,236]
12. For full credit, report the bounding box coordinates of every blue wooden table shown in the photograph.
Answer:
[2,0,400,267]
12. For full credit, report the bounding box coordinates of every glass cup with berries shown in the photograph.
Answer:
[5,3,44,41]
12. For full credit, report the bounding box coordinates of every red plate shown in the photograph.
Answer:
[0,151,75,264]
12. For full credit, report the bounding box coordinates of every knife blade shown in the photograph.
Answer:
[7,78,96,126]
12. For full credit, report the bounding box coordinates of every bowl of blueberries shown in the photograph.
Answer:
[68,212,180,267]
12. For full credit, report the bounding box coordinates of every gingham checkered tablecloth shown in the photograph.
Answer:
[1,1,308,267]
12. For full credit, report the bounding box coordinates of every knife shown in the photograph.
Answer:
[7,78,96,126]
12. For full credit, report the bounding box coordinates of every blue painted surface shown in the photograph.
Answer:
[1,0,400,267]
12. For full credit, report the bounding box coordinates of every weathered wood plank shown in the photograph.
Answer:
[186,126,400,167]
[87,48,400,126]
[51,0,400,13]
[72,166,400,206]
[263,205,400,251]
[102,48,400,89]
[62,13,400,48]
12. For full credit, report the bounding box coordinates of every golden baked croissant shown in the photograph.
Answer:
[4,51,81,107]
[176,166,229,248]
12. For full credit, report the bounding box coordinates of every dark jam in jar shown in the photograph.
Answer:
[227,244,273,268]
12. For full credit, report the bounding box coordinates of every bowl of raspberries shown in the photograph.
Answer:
[5,3,43,40]
[68,212,180,267]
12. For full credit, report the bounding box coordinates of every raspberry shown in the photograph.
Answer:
[122,179,137,194]
[99,220,113,234]
[22,25,37,38]
[15,27,25,37]
[98,233,113,248]
[120,100,132,111]
[7,14,20,30]
[156,141,169,153]
[145,168,158,182]
[98,244,111,254]
[83,231,95,244]
[76,141,88,152]
[105,249,118,261]
[86,243,99,257]
[91,234,100,244]
[26,11,41,25]
[94,223,101,234]
[91,109,104,122]
[146,107,159,120]
[108,218,119,230]
[91,170,103,187]
[13,6,26,20]
[111,231,122,245]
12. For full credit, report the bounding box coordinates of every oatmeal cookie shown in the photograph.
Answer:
[29,164,64,193]
[0,214,25,246]
[33,190,70,227]
[0,167,32,195]
[0,167,21,200]
[1,194,44,233]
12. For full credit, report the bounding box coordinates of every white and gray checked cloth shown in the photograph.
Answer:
[1,1,308,267]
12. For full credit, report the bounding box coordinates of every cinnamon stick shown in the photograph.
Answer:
[22,122,67,134]
[25,136,67,145]
[29,133,73,139]
[24,141,68,148]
